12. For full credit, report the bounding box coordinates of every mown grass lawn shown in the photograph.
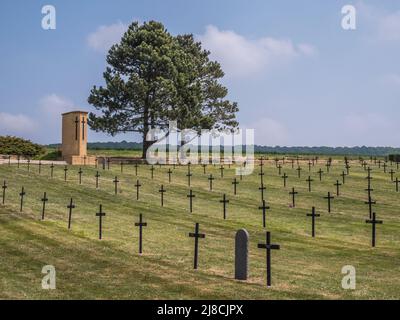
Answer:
[0,156,399,299]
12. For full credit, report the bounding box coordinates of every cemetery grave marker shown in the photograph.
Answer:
[296,166,302,178]
[41,192,48,220]
[389,169,395,182]
[135,214,147,254]
[186,165,192,187]
[208,174,215,191]
[19,187,26,212]
[334,180,342,196]
[95,171,100,189]
[324,192,334,213]
[232,178,239,195]
[220,194,229,219]
[159,184,166,206]
[259,183,266,201]
[2,180,7,205]
[67,198,75,230]
[306,207,320,238]
[134,163,139,176]
[394,177,399,192]
[202,164,207,174]
[150,165,155,179]
[113,176,120,195]
[365,212,383,247]
[27,159,31,172]
[64,166,68,182]
[135,180,141,200]
[167,168,172,183]
[306,176,313,192]
[259,171,265,185]
[78,168,83,185]
[219,165,225,178]
[289,187,298,207]
[258,199,270,228]
[189,222,205,269]
[277,164,282,175]
[318,169,324,181]
[38,161,42,175]
[235,229,249,280]
[257,231,280,287]
[365,195,376,219]
[341,171,346,184]
[50,163,54,178]
[96,204,106,240]
[187,189,195,213]
[282,173,288,188]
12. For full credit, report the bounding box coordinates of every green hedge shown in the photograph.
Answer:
[0,136,46,157]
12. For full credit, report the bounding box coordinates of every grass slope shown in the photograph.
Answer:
[0,157,399,299]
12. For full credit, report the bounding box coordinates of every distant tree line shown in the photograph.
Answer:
[47,141,400,156]
[0,136,46,157]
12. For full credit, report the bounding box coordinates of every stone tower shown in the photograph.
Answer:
[61,111,96,165]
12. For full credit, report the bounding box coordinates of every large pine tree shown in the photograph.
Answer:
[88,21,238,158]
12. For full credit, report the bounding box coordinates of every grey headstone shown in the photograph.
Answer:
[235,229,249,280]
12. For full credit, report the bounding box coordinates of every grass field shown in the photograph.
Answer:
[0,155,399,299]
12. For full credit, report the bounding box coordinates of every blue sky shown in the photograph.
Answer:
[0,0,399,146]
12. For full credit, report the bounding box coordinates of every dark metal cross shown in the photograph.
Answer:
[50,163,54,178]
[345,164,350,175]
[150,165,155,179]
[220,194,229,219]
[394,177,399,192]
[306,176,313,192]
[257,231,280,287]
[341,171,346,184]
[258,199,270,228]
[135,180,141,200]
[277,164,282,176]
[318,169,324,181]
[308,160,312,172]
[186,168,192,187]
[67,198,75,230]
[259,183,266,201]
[258,171,265,185]
[41,192,48,220]
[113,176,119,195]
[120,162,124,173]
[167,168,172,183]
[75,116,79,140]
[2,180,7,205]
[366,167,373,177]
[187,189,195,213]
[334,180,342,196]
[189,222,205,269]
[365,195,376,219]
[282,173,288,188]
[159,184,166,206]
[202,163,207,174]
[95,171,100,189]
[324,192,334,213]
[208,174,215,191]
[325,161,330,173]
[289,187,298,207]
[27,159,31,172]
[232,178,239,195]
[64,166,68,181]
[307,207,320,238]
[38,161,42,175]
[19,187,26,212]
[219,165,224,178]
[389,169,395,182]
[382,162,387,173]
[135,214,147,254]
[134,163,139,176]
[296,166,302,178]
[365,212,383,247]
[96,204,106,240]
[78,168,83,185]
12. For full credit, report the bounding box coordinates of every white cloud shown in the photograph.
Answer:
[39,94,76,116]
[245,117,289,146]
[197,25,316,77]
[358,1,400,42]
[0,112,37,135]
[87,21,128,52]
